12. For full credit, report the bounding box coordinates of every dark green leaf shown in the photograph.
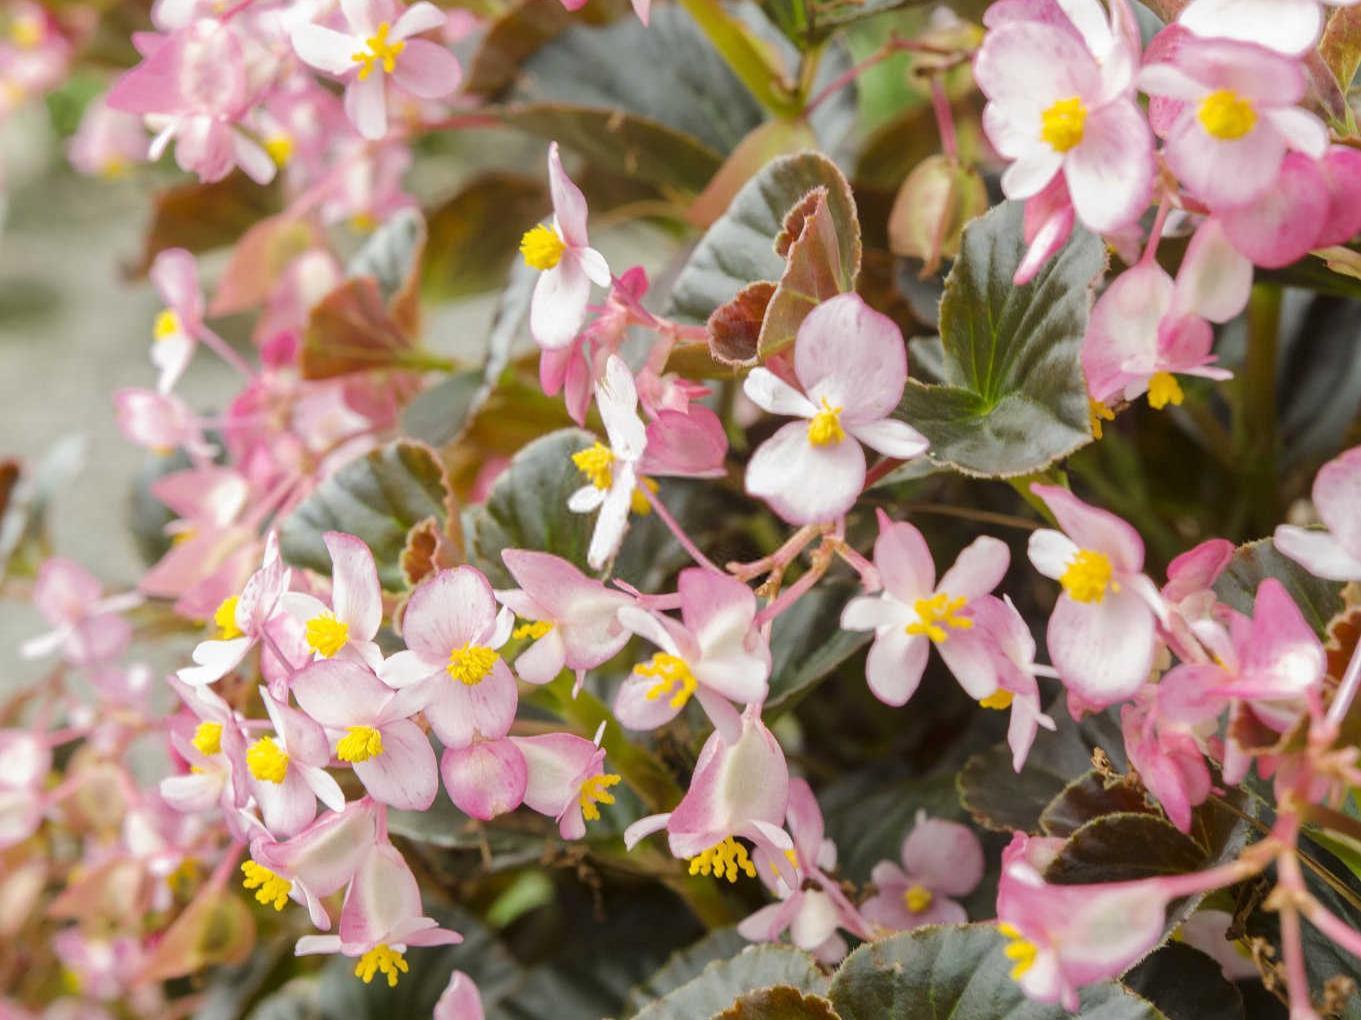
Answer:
[1039,770,1157,838]
[1042,812,1209,885]
[718,987,842,1019]
[401,370,488,449]
[138,173,280,274]
[388,792,550,870]
[668,152,858,326]
[765,581,871,716]
[623,929,750,1016]
[423,173,548,302]
[894,201,1103,478]
[631,944,830,1020]
[820,771,962,884]
[463,428,597,587]
[348,207,425,305]
[1213,538,1345,640]
[828,924,1168,1019]
[1122,942,1245,1020]
[278,440,451,590]
[1278,295,1361,469]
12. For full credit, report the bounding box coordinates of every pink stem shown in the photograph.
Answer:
[195,326,256,382]
[930,77,958,161]
[835,541,880,592]
[755,553,830,628]
[642,485,721,573]
[1140,196,1171,266]
[1327,631,1361,729]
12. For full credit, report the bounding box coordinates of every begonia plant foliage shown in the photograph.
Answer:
[13,0,1361,1015]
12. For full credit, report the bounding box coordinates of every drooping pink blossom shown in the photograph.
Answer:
[968,594,1057,771]
[614,568,770,743]
[439,738,526,821]
[1275,444,1361,580]
[860,811,983,934]
[511,725,621,840]
[291,0,462,141]
[744,294,927,524]
[20,558,141,668]
[435,971,484,1020]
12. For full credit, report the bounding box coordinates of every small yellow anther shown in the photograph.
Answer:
[1059,549,1117,604]
[354,944,408,987]
[688,836,757,883]
[350,22,405,81]
[572,442,614,490]
[1041,96,1087,153]
[447,643,498,685]
[192,721,223,757]
[1147,372,1184,410]
[807,398,846,447]
[305,612,350,658]
[999,922,1040,980]
[213,596,243,640]
[513,620,554,640]
[520,223,567,271]
[154,308,182,341]
[1198,89,1256,141]
[979,688,1015,710]
[905,592,973,643]
[637,653,698,709]
[246,736,290,784]
[578,772,621,822]
[336,725,384,763]
[905,884,934,913]
[241,860,292,910]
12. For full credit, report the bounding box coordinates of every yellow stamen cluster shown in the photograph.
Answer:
[154,308,182,341]
[578,772,622,822]
[351,22,404,81]
[998,922,1040,980]
[264,134,294,166]
[246,736,290,784]
[1198,89,1256,141]
[906,592,973,643]
[336,725,384,763]
[1147,371,1184,410]
[213,596,243,640]
[807,398,846,447]
[9,13,43,49]
[1089,398,1115,439]
[191,721,223,757]
[354,943,409,987]
[520,224,567,271]
[979,688,1015,710]
[904,884,934,913]
[241,861,292,910]
[638,652,698,709]
[688,836,757,883]
[305,612,350,658]
[1060,549,1117,604]
[513,620,554,640]
[572,442,614,490]
[447,643,499,685]
[1041,96,1087,153]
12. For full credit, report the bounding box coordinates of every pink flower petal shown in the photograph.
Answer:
[797,295,908,424]
[865,628,930,706]
[1030,484,1144,572]
[355,720,437,810]
[548,141,590,248]
[1047,589,1155,706]
[1219,151,1327,269]
[403,567,498,664]
[1063,100,1153,233]
[531,256,591,350]
[391,39,461,99]
[745,420,865,525]
[440,739,526,820]
[325,532,382,640]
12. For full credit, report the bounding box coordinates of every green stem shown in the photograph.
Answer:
[674,0,800,116]
[1006,469,1065,526]
[1236,283,1281,535]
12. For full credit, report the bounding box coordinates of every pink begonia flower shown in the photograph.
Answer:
[291,0,462,141]
[435,971,484,1020]
[439,737,526,821]
[52,930,145,1003]
[1161,579,1324,786]
[614,567,770,744]
[1277,445,1361,580]
[159,694,248,831]
[0,731,50,850]
[842,512,1010,708]
[625,705,794,887]
[738,779,868,963]
[520,142,611,349]
[245,688,346,838]
[245,797,378,929]
[495,549,632,688]
[968,595,1057,771]
[541,267,646,425]
[67,97,147,179]
[1119,685,1214,833]
[105,22,276,185]
[568,355,648,569]
[1160,536,1234,665]
[861,811,983,934]
[281,531,384,668]
[1014,175,1075,286]
[0,2,71,114]
[292,659,438,812]
[295,842,462,986]
[147,248,205,395]
[996,832,1173,1010]
[113,389,214,458]
[975,0,1153,233]
[1177,0,1360,57]
[1138,33,1327,211]
[744,294,927,524]
[640,405,728,480]
[1083,218,1246,408]
[20,558,141,667]
[511,725,620,840]
[1027,484,1166,710]
[176,533,291,687]
[1178,909,1260,981]
[380,567,517,749]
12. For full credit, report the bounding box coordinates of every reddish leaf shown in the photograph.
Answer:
[708,281,775,367]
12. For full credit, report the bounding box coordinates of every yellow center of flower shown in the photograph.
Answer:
[1059,549,1117,604]
[979,688,1015,710]
[999,922,1040,980]
[447,643,499,685]
[351,22,404,81]
[213,596,243,640]
[520,224,567,271]
[688,836,757,883]
[1147,371,1184,410]
[305,612,350,658]
[355,943,408,987]
[1041,96,1087,153]
[578,772,622,821]
[906,592,973,643]
[631,476,658,516]
[240,860,292,911]
[246,736,290,784]
[191,721,223,757]
[264,134,293,166]
[336,725,384,763]
[572,442,614,490]
[1198,89,1256,141]
[513,620,555,640]
[154,308,182,341]
[904,884,934,913]
[167,857,200,894]
[807,398,847,447]
[638,652,698,709]
[1089,398,1115,439]
[9,13,43,49]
